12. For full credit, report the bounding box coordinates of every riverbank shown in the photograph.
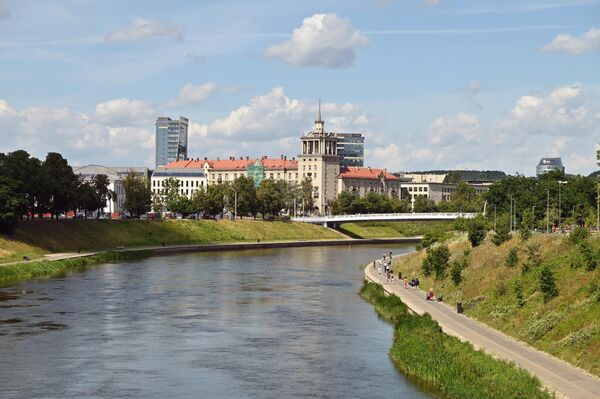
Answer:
[0,237,420,287]
[338,220,455,239]
[360,281,552,399]
[391,233,600,377]
[0,219,345,264]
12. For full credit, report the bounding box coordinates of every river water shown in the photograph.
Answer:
[0,244,429,399]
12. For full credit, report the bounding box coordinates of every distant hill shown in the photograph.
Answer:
[400,170,507,182]
[589,171,600,179]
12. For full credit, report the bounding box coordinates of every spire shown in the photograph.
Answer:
[316,99,323,123]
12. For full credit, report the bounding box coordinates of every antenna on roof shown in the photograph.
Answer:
[316,99,322,123]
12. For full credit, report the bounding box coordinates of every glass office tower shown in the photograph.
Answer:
[334,133,364,167]
[155,116,189,167]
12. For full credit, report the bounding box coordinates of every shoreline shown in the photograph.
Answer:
[363,257,600,399]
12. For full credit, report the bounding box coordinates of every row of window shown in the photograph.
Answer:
[407,186,428,193]
[152,179,204,188]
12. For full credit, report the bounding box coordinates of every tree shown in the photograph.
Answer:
[300,177,314,215]
[505,247,519,268]
[257,179,283,219]
[0,150,48,219]
[514,279,525,307]
[75,180,97,218]
[450,258,467,285]
[522,243,541,274]
[519,209,534,241]
[539,266,558,302]
[123,173,151,218]
[151,192,164,213]
[422,245,450,279]
[43,152,79,218]
[92,174,110,218]
[467,214,487,247]
[413,195,437,212]
[230,176,258,217]
[0,176,25,232]
[203,184,226,216]
[162,177,182,212]
[492,214,511,246]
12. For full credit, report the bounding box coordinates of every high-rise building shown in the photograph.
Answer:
[334,132,364,167]
[536,157,565,176]
[155,116,189,167]
[298,102,340,214]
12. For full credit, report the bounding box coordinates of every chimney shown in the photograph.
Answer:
[284,155,287,160]
[246,156,249,160]
[217,157,220,161]
[280,154,284,160]
[239,156,243,160]
[204,157,207,161]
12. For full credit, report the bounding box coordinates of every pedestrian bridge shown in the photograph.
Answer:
[291,212,477,226]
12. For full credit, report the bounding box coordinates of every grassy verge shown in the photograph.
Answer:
[1,219,343,263]
[360,282,552,399]
[0,250,152,287]
[338,221,455,238]
[392,233,600,376]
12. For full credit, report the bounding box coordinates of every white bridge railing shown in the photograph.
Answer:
[291,212,477,224]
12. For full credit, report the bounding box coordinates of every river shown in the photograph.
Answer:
[0,244,429,399]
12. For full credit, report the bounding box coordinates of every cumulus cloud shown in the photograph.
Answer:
[208,87,370,140]
[95,98,155,126]
[168,83,217,107]
[429,112,480,145]
[265,13,369,68]
[501,82,594,135]
[106,19,183,43]
[542,27,600,55]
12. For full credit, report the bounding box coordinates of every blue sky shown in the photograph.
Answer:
[1,0,599,175]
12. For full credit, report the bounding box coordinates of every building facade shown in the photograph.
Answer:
[536,157,565,176]
[334,133,364,167]
[155,116,189,167]
[151,166,206,199]
[73,165,126,215]
[401,182,489,209]
[337,167,401,198]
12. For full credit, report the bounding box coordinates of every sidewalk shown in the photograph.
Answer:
[365,262,600,399]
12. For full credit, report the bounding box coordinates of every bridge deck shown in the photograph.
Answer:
[292,212,477,224]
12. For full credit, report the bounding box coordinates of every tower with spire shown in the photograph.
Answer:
[297,101,340,215]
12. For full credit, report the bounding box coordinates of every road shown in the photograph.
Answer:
[365,261,600,399]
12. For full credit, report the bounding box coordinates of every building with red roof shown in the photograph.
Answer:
[337,166,401,198]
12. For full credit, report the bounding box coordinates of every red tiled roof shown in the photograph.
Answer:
[339,167,399,180]
[164,158,299,171]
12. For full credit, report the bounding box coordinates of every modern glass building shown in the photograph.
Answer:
[155,116,189,167]
[536,157,565,176]
[334,133,364,167]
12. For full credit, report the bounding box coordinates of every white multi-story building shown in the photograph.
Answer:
[337,167,401,198]
[401,182,490,209]
[151,165,207,198]
[73,165,125,215]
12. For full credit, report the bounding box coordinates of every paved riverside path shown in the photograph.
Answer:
[365,262,600,399]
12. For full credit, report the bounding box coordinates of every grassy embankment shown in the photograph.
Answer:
[0,250,152,287]
[0,219,344,264]
[360,282,552,399]
[338,220,455,239]
[392,233,600,377]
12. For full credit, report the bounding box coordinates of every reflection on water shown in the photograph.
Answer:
[0,245,429,399]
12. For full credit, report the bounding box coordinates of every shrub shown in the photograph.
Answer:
[519,209,534,241]
[422,245,450,279]
[468,214,488,247]
[450,258,467,285]
[495,280,508,298]
[492,215,511,246]
[505,247,519,268]
[418,231,443,250]
[525,310,564,340]
[569,226,589,245]
[523,243,541,274]
[539,266,558,302]
[514,279,525,307]
[579,241,597,271]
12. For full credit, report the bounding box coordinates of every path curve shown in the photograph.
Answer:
[364,260,600,399]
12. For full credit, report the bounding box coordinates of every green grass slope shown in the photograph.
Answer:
[0,219,343,263]
[338,220,454,238]
[393,233,600,376]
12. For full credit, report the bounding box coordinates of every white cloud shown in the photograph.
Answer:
[95,98,155,126]
[107,127,154,150]
[208,87,370,140]
[501,82,595,135]
[429,112,480,144]
[0,100,17,118]
[168,83,217,107]
[265,13,369,68]
[106,19,183,43]
[542,27,600,55]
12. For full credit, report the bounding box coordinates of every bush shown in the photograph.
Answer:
[417,231,443,251]
[539,266,558,302]
[450,258,467,285]
[468,214,488,247]
[522,243,541,274]
[422,245,450,279]
[569,226,589,245]
[514,279,525,307]
[505,247,519,268]
[580,241,597,271]
[492,215,511,246]
[495,280,508,298]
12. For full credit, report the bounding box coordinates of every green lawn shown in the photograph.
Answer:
[338,220,455,238]
[0,219,343,263]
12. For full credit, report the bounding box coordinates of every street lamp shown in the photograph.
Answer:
[558,181,567,228]
[230,188,237,220]
[546,189,550,234]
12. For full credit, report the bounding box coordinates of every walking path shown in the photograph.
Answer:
[365,261,600,399]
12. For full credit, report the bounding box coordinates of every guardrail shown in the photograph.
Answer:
[291,212,477,224]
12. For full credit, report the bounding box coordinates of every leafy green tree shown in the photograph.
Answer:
[203,184,226,216]
[0,176,25,232]
[151,192,163,213]
[422,245,450,279]
[230,176,258,217]
[467,214,487,247]
[92,174,110,218]
[492,214,511,246]
[162,177,182,211]
[123,173,151,218]
[43,152,79,218]
[539,266,558,302]
[450,258,467,285]
[300,177,314,215]
[569,226,589,245]
[505,247,519,268]
[257,179,283,218]
[75,180,97,218]
[571,241,597,271]
[519,209,535,241]
[514,279,525,307]
[170,195,195,217]
[413,195,437,212]
[522,243,541,274]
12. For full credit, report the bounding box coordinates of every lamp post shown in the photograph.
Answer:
[558,181,567,228]
[546,189,550,234]
[230,188,237,220]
